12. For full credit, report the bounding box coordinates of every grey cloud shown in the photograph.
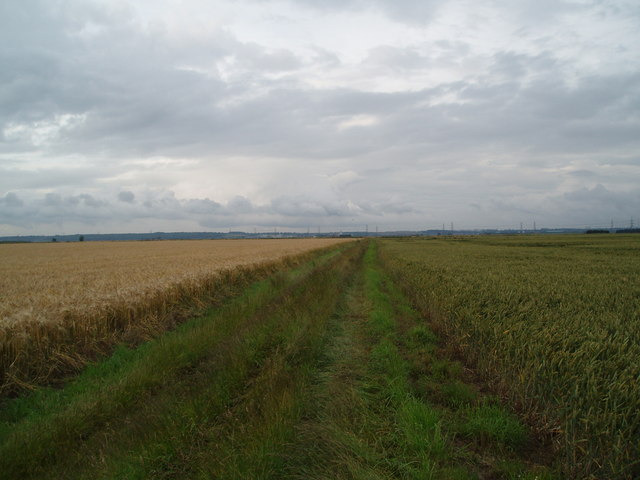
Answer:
[65,60,634,165]
[183,198,222,215]
[43,193,107,208]
[8,2,636,169]
[1,1,301,160]
[227,196,253,214]
[0,188,402,232]
[600,156,640,167]
[44,193,63,206]
[364,46,432,71]
[484,184,640,229]
[233,44,303,72]
[523,73,640,121]
[376,0,444,25]
[310,48,341,68]
[485,198,537,219]
[263,0,587,27]
[77,194,106,208]
[359,201,416,216]
[264,0,445,24]
[1,190,111,230]
[270,196,354,217]
[566,169,596,178]
[0,192,23,207]
[499,0,592,25]
[0,2,127,126]
[561,184,636,212]
[1,0,638,234]
[487,51,558,81]
[419,64,640,157]
[118,191,135,203]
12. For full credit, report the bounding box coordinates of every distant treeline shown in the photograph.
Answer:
[587,229,640,234]
[0,232,334,243]
[2,228,640,244]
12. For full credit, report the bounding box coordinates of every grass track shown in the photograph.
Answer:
[284,241,556,479]
[0,240,560,479]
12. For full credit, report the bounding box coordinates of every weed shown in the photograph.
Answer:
[441,381,478,408]
[461,403,528,449]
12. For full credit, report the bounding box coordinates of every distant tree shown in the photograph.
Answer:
[52,238,57,242]
[79,235,85,242]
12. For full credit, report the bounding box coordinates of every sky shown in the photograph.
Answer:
[1,0,639,235]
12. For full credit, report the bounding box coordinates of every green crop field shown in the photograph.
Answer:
[1,235,637,479]
[379,234,640,479]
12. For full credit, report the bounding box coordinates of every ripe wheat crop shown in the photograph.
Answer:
[0,238,351,395]
[378,235,640,479]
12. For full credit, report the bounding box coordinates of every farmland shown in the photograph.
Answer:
[0,239,352,326]
[0,234,638,479]
[379,234,640,479]
[0,239,556,479]
[0,238,351,394]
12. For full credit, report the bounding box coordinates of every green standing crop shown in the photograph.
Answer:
[378,234,640,479]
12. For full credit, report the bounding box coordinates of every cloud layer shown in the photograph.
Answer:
[1,0,639,234]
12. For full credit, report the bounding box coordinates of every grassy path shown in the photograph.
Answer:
[0,240,559,479]
[283,241,557,479]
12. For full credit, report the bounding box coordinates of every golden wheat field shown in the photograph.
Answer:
[0,238,351,394]
[0,238,349,325]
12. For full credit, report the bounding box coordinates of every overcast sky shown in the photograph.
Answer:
[1,0,639,235]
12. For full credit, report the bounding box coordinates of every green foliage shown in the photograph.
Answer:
[398,397,447,458]
[440,381,478,408]
[430,359,464,380]
[407,325,438,348]
[461,403,527,449]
